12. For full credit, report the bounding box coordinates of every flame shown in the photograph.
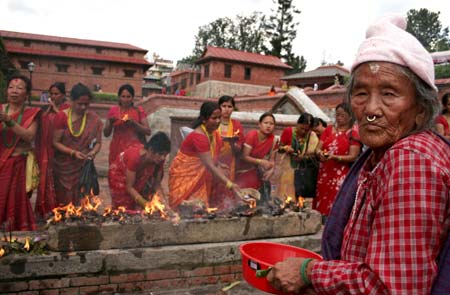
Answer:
[81,196,101,211]
[103,207,112,216]
[144,193,169,219]
[206,207,218,213]
[0,247,4,257]
[122,114,129,121]
[233,129,240,136]
[24,237,30,251]
[248,199,256,209]
[53,207,63,222]
[285,196,293,204]
[297,196,305,209]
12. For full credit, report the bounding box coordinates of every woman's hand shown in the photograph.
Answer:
[267,257,312,294]
[86,150,97,160]
[317,150,330,162]
[260,159,274,170]
[73,150,87,160]
[0,110,11,123]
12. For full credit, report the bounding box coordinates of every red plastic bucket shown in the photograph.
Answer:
[240,242,322,295]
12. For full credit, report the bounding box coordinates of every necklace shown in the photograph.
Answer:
[2,104,24,148]
[67,108,87,137]
[200,124,216,158]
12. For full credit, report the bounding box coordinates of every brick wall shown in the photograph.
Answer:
[0,264,243,295]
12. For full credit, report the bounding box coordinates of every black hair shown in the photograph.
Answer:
[145,131,171,153]
[191,101,220,129]
[118,84,135,98]
[297,112,314,127]
[259,112,276,123]
[313,117,327,128]
[70,83,93,101]
[7,74,32,95]
[49,82,66,95]
[442,93,450,114]
[218,95,236,109]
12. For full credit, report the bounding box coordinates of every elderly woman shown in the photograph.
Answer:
[267,15,449,294]
[0,74,40,231]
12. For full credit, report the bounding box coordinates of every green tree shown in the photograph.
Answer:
[264,0,306,72]
[0,37,17,101]
[406,8,450,52]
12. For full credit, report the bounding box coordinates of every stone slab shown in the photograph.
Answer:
[47,210,321,251]
[0,232,322,280]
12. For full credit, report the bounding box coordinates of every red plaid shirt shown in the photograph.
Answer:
[311,131,450,294]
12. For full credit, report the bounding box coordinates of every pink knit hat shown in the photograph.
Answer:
[351,14,437,91]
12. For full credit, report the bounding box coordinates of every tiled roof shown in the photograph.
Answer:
[0,30,147,52]
[5,45,150,65]
[196,46,292,69]
[169,69,198,77]
[282,65,350,80]
[431,50,450,64]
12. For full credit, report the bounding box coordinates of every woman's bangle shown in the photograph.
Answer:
[226,180,233,190]
[337,156,342,162]
[256,159,262,165]
[300,258,314,286]
[70,149,75,157]
[5,119,15,127]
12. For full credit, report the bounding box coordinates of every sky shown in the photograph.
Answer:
[1,0,449,71]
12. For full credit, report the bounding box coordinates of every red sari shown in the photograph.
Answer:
[210,119,244,209]
[53,110,103,206]
[35,103,69,219]
[235,130,275,190]
[313,125,361,215]
[169,131,221,209]
[107,105,146,165]
[109,145,163,209]
[0,105,40,231]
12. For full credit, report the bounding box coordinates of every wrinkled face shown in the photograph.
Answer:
[71,95,91,116]
[49,86,65,104]
[296,123,310,137]
[220,101,233,120]
[259,115,275,136]
[119,89,133,108]
[7,78,28,105]
[350,62,420,149]
[204,109,221,133]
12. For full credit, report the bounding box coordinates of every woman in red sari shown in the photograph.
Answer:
[313,102,362,217]
[211,95,245,209]
[236,112,277,203]
[35,82,69,219]
[103,84,151,166]
[109,132,171,210]
[169,102,241,210]
[53,83,103,206]
[0,75,40,231]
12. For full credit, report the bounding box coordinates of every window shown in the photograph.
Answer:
[123,69,136,78]
[19,60,30,70]
[181,78,187,89]
[196,73,201,84]
[128,51,134,57]
[204,64,210,78]
[92,67,104,75]
[95,47,102,54]
[189,73,194,85]
[244,67,252,80]
[60,44,67,51]
[224,64,232,78]
[56,64,69,73]
[23,40,31,47]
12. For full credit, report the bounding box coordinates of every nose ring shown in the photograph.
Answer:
[366,115,377,122]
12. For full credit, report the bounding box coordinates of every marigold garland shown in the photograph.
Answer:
[67,108,87,137]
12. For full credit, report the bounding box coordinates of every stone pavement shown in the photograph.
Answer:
[120,280,268,295]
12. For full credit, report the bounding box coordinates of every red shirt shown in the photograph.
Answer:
[311,131,450,294]
[180,132,210,156]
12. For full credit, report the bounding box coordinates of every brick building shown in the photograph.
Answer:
[282,65,349,91]
[1,30,151,97]
[193,46,291,98]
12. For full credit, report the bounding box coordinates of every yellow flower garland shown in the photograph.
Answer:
[200,124,216,158]
[67,108,87,137]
